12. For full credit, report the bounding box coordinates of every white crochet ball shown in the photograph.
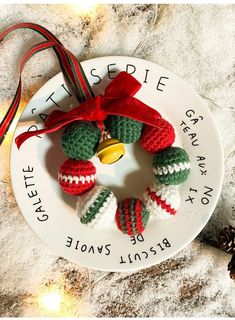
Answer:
[143,183,181,219]
[76,185,117,229]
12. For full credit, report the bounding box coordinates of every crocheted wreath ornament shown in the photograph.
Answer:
[115,198,150,236]
[58,159,96,195]
[153,147,191,185]
[143,183,181,219]
[76,185,117,229]
[0,24,192,238]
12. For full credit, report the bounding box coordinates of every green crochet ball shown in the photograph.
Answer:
[105,115,143,143]
[61,122,101,160]
[153,147,191,185]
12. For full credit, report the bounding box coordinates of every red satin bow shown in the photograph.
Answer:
[15,71,161,149]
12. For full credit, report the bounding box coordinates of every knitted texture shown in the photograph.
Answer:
[140,118,175,153]
[105,115,143,143]
[61,121,100,160]
[115,198,150,235]
[58,159,96,195]
[153,147,191,185]
[143,183,181,219]
[76,185,117,229]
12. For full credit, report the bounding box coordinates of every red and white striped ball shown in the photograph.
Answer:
[140,118,175,153]
[58,159,96,196]
[143,183,180,219]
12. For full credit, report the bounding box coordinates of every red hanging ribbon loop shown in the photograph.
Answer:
[0,22,95,146]
[0,23,162,149]
[15,71,162,149]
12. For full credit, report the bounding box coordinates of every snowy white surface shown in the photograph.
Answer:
[0,4,235,317]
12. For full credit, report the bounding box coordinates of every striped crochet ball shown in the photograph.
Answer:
[61,121,101,160]
[143,183,181,219]
[58,159,96,195]
[153,147,191,185]
[140,118,175,153]
[105,115,143,143]
[115,198,150,236]
[76,185,117,229]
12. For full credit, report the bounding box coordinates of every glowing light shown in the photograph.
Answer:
[38,291,62,312]
[36,283,80,316]
[0,99,27,146]
[68,2,97,15]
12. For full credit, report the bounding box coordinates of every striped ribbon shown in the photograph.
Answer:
[0,22,94,146]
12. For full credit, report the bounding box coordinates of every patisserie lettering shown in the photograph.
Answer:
[90,63,169,92]
[46,92,62,108]
[30,84,73,125]
[31,72,169,126]
[119,238,171,264]
[61,83,72,97]
[22,166,48,222]
[65,236,111,256]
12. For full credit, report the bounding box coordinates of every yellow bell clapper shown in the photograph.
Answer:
[96,135,125,164]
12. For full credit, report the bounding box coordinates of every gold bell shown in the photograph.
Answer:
[96,136,125,164]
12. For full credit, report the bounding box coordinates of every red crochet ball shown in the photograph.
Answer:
[58,159,96,195]
[140,118,175,153]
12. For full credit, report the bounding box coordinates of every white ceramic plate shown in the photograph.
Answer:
[10,56,223,271]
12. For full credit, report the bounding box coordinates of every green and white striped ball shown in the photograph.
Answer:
[152,147,191,185]
[76,185,117,229]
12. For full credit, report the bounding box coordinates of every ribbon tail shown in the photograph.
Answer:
[15,126,58,149]
[45,109,67,127]
[15,116,82,149]
[15,96,106,148]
